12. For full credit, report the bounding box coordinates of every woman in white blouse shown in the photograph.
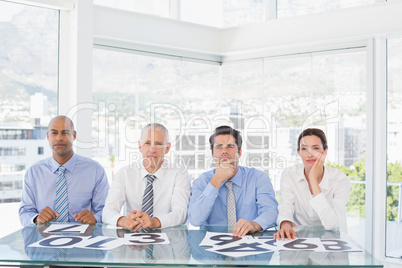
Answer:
[273,128,351,240]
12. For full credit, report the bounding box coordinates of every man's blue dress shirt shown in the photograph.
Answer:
[19,153,110,226]
[188,166,278,230]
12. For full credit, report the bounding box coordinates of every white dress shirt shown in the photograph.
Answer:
[277,164,351,231]
[102,161,191,228]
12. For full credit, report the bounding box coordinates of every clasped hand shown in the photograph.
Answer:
[123,210,159,231]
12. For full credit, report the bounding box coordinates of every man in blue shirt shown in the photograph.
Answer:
[188,125,278,236]
[19,116,109,226]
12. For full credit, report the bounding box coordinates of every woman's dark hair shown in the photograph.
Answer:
[209,125,242,152]
[297,128,328,151]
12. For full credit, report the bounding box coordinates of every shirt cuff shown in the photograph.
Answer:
[110,214,122,227]
[95,214,102,224]
[253,215,277,231]
[30,214,39,225]
[157,214,169,228]
[204,182,220,198]
[310,192,330,214]
[252,218,267,231]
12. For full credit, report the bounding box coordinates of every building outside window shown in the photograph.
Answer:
[0,1,57,237]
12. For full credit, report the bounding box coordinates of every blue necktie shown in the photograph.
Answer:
[142,174,156,217]
[55,166,68,222]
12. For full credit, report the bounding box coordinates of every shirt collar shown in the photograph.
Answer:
[50,153,77,174]
[296,163,329,189]
[140,160,167,181]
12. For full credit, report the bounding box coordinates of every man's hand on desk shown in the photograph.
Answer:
[273,220,297,240]
[36,222,96,237]
[35,207,58,224]
[117,210,140,230]
[232,219,262,237]
[73,209,96,224]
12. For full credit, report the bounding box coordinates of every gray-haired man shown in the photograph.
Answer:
[102,123,191,230]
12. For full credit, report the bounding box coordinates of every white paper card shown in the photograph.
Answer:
[124,233,170,245]
[43,224,89,234]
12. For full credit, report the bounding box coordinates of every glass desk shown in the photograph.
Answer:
[0,223,383,267]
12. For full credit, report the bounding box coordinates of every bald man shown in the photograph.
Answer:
[19,116,109,226]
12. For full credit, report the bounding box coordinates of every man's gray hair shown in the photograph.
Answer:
[140,123,169,144]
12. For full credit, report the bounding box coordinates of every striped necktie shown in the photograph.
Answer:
[145,244,154,261]
[142,174,156,217]
[225,181,237,227]
[55,166,69,222]
[142,228,154,261]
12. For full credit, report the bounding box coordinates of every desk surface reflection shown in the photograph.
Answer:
[0,223,382,267]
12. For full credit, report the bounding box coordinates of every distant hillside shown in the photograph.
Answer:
[0,6,58,106]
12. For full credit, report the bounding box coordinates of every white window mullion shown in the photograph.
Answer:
[170,0,180,20]
[372,37,387,261]
[59,0,94,157]
[366,37,387,259]
[265,0,277,20]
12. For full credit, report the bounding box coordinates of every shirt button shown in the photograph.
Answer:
[207,209,209,212]
[214,195,217,197]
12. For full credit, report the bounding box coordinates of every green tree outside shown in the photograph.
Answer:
[327,154,402,221]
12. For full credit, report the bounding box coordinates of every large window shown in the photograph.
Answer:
[93,47,368,246]
[263,50,367,246]
[0,1,58,238]
[386,37,402,258]
[92,48,219,179]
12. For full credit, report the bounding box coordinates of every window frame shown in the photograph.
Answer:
[6,0,402,263]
